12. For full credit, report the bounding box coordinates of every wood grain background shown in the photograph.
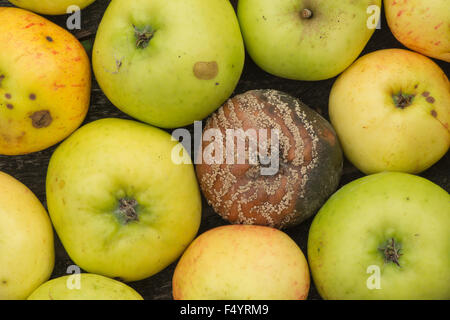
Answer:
[0,0,448,300]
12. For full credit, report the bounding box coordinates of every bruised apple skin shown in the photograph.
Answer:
[0,172,54,300]
[196,90,343,229]
[0,8,91,155]
[93,0,244,129]
[27,274,143,300]
[173,225,310,300]
[385,0,450,62]
[8,1,97,15]
[330,49,450,175]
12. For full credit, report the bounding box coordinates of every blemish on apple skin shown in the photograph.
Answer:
[6,104,13,110]
[426,97,435,104]
[431,110,437,118]
[422,91,430,97]
[5,93,11,99]
[46,36,53,42]
[29,93,36,100]
[193,61,219,80]
[30,110,53,128]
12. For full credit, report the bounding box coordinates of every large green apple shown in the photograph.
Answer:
[27,274,143,300]
[330,49,450,174]
[237,0,381,80]
[0,172,54,300]
[46,118,202,282]
[93,0,245,129]
[308,172,450,300]
[173,225,310,300]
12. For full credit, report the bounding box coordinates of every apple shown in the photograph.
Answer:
[46,118,202,282]
[237,0,381,80]
[0,171,54,300]
[93,0,245,128]
[8,0,96,15]
[27,274,143,300]
[308,172,450,300]
[0,7,91,156]
[329,49,450,174]
[173,225,310,300]
[385,0,450,62]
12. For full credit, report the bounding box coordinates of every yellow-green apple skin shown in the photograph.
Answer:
[173,225,310,300]
[237,0,381,80]
[8,0,96,15]
[385,0,450,62]
[0,171,54,300]
[93,0,245,129]
[46,118,202,282]
[329,49,450,174]
[308,172,450,300]
[27,274,143,300]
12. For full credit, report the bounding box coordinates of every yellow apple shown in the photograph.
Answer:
[385,0,450,62]
[172,225,310,300]
[46,118,201,282]
[8,0,96,15]
[0,171,54,300]
[27,274,143,300]
[329,49,450,174]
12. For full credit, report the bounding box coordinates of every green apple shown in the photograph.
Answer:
[308,172,450,300]
[385,0,450,62]
[0,171,54,300]
[46,118,202,282]
[8,0,96,15]
[237,0,381,80]
[93,0,245,129]
[330,49,450,174]
[27,274,143,300]
[173,225,310,300]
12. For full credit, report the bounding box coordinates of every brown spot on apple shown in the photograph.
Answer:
[431,110,437,118]
[194,61,219,80]
[30,110,53,128]
[422,91,430,97]
[426,97,435,104]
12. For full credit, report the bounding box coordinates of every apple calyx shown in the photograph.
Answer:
[133,25,155,49]
[379,238,403,267]
[392,92,415,109]
[118,198,139,224]
[300,8,313,19]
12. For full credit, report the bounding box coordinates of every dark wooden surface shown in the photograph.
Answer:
[0,0,448,300]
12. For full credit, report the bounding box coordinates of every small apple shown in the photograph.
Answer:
[46,118,202,282]
[8,0,96,15]
[237,0,381,80]
[27,274,143,300]
[385,0,450,62]
[0,171,54,300]
[308,172,450,300]
[329,49,450,174]
[173,225,310,300]
[93,0,245,128]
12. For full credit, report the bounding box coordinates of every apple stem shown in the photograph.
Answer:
[118,198,139,224]
[379,238,403,267]
[301,8,313,19]
[134,25,155,49]
[393,92,415,109]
